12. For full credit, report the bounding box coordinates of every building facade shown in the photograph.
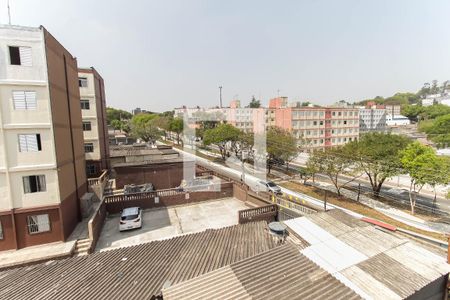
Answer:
[78,67,109,177]
[274,106,359,150]
[359,104,387,132]
[0,25,87,250]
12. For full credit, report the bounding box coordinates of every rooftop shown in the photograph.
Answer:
[0,221,278,300]
[163,243,362,300]
[284,210,450,299]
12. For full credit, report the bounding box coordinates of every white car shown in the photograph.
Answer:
[119,207,142,232]
[254,180,282,195]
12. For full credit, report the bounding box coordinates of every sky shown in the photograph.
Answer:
[1,0,450,112]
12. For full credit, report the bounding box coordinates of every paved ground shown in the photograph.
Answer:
[95,197,250,252]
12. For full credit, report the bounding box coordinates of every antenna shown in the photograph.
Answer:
[7,0,12,25]
[218,86,223,108]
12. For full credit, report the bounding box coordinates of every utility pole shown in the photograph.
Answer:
[241,150,247,183]
[219,86,223,108]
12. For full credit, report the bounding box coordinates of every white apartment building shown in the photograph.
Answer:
[78,68,109,177]
[0,25,87,250]
[359,106,387,132]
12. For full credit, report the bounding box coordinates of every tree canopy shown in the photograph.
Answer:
[106,107,132,125]
[307,146,359,196]
[248,96,261,108]
[266,127,297,174]
[344,132,411,196]
[130,113,160,143]
[400,142,444,214]
[203,123,241,160]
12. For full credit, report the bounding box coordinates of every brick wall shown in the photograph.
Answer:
[104,182,233,214]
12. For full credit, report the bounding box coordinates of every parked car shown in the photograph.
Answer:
[259,180,282,195]
[119,207,142,231]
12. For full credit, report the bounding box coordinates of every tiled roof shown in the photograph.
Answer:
[284,210,450,299]
[163,244,362,300]
[0,221,278,300]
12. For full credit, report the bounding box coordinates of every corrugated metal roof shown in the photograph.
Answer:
[284,210,450,299]
[163,244,362,300]
[0,221,278,300]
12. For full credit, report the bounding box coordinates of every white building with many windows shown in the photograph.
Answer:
[0,25,87,250]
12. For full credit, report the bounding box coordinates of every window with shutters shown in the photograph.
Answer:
[27,214,50,234]
[82,122,92,131]
[80,100,90,110]
[9,46,32,66]
[84,143,94,153]
[78,77,88,87]
[12,91,37,110]
[18,134,42,152]
[23,175,46,193]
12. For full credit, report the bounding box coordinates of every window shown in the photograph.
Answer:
[78,77,88,87]
[87,164,97,176]
[18,134,42,152]
[27,214,50,234]
[82,122,92,131]
[23,175,46,193]
[80,100,90,110]
[84,143,94,153]
[319,121,323,125]
[313,121,317,126]
[0,221,3,240]
[13,91,37,110]
[9,46,32,66]
[344,120,347,125]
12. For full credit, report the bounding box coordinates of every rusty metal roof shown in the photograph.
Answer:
[0,221,278,300]
[163,243,362,300]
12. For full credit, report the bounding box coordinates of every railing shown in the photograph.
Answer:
[239,204,278,224]
[88,169,109,186]
[274,197,317,215]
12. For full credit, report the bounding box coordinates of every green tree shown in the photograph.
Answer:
[106,107,132,125]
[266,127,298,174]
[422,114,450,146]
[169,117,184,145]
[203,123,241,160]
[345,132,411,197]
[400,142,439,214]
[130,113,160,143]
[308,146,359,196]
[153,115,172,140]
[249,96,261,108]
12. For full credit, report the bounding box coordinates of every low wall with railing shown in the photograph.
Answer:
[104,182,234,214]
[88,170,109,201]
[238,204,278,224]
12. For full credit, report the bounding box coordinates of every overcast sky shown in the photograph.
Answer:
[1,0,450,112]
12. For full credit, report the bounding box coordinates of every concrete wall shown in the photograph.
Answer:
[114,161,195,190]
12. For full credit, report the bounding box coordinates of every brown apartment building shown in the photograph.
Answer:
[0,25,87,250]
[78,67,110,177]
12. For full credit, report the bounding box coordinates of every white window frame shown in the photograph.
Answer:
[82,121,92,131]
[84,143,94,153]
[18,134,41,152]
[9,46,32,66]
[27,214,50,234]
[23,175,46,194]
[12,91,37,110]
[79,77,88,87]
[80,99,90,110]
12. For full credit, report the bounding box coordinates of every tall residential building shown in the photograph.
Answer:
[0,25,87,250]
[275,106,360,150]
[385,105,401,116]
[78,67,110,177]
[359,104,387,132]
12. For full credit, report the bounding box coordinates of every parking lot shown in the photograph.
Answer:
[95,197,250,251]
